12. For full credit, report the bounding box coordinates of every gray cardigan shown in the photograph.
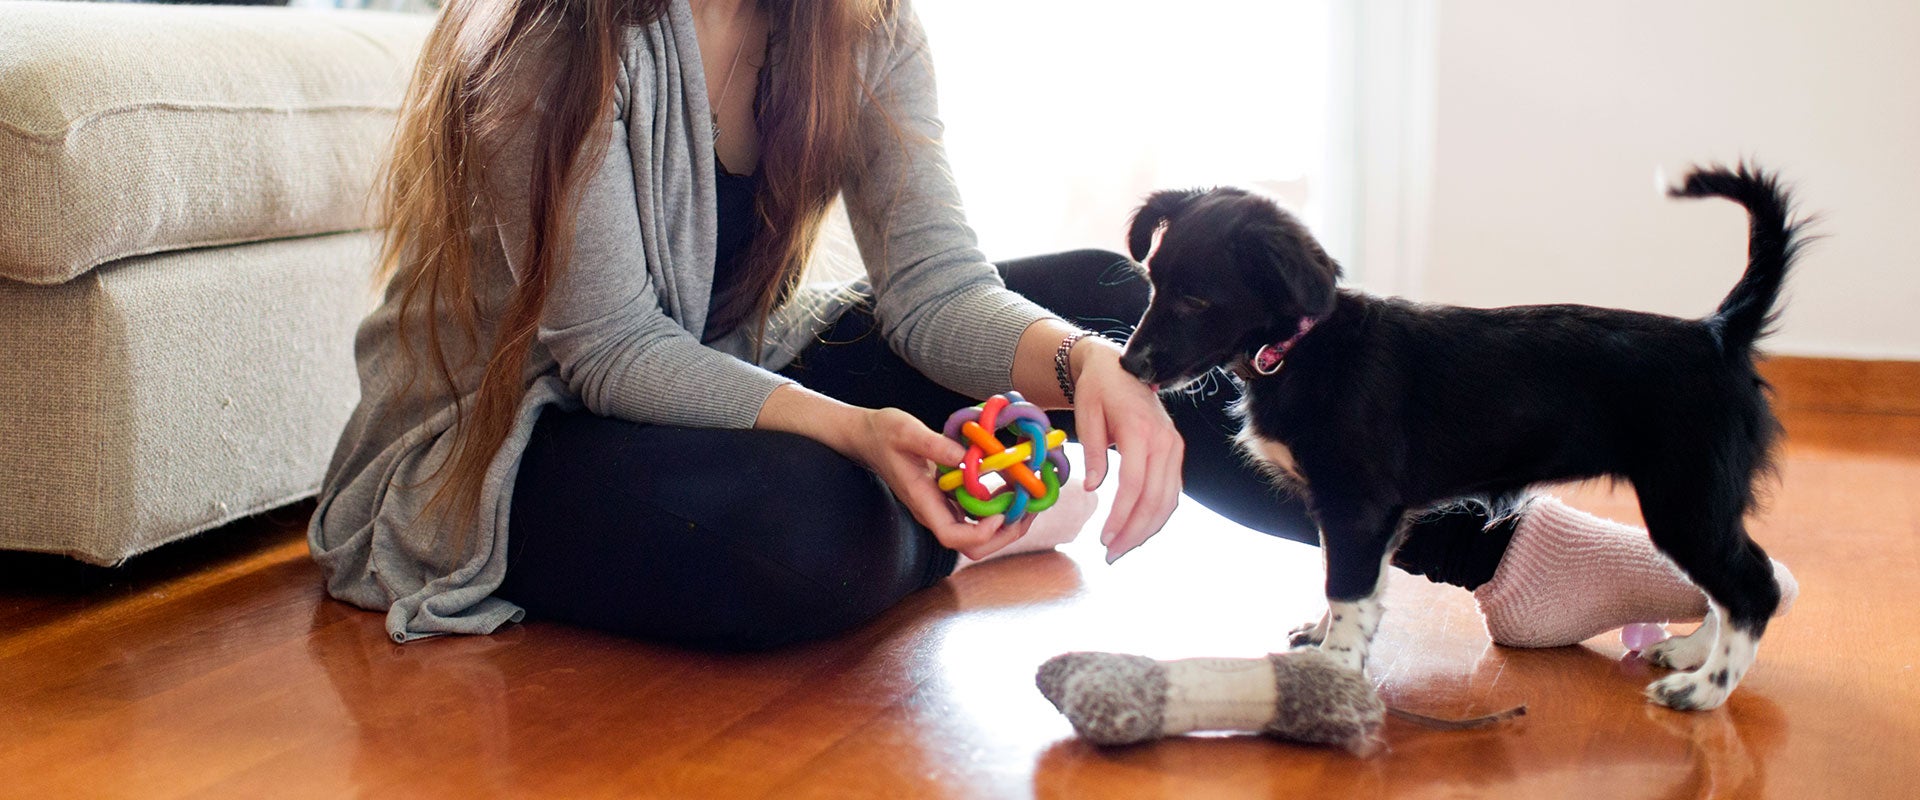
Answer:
[309,0,1054,642]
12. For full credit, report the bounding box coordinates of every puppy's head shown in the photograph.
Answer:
[1118,187,1341,389]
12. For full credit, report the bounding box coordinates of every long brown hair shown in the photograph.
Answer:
[377,0,896,531]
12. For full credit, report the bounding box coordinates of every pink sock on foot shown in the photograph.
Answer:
[1473,496,1799,648]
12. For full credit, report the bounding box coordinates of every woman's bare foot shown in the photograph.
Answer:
[954,478,1099,570]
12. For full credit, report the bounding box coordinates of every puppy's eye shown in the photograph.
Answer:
[1176,295,1212,312]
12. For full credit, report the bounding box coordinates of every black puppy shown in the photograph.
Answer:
[1118,166,1800,711]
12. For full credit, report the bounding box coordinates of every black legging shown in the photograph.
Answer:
[497,249,1514,650]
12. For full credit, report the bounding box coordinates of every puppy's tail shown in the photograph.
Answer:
[1668,164,1807,355]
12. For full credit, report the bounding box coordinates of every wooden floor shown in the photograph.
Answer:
[4,405,1917,799]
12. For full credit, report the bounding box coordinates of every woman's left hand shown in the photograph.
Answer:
[1068,338,1184,563]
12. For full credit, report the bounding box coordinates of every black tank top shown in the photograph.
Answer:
[706,158,760,337]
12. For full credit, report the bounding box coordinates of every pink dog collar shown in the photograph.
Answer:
[1251,317,1318,377]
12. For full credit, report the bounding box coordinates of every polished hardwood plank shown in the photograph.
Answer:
[1760,355,1920,415]
[2,406,1916,799]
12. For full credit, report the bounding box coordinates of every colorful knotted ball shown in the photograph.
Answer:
[937,392,1071,523]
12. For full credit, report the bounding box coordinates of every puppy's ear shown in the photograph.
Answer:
[1291,250,1342,317]
[1238,224,1341,317]
[1126,188,1208,261]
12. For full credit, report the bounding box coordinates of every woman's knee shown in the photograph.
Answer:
[507,414,947,650]
[999,248,1149,332]
[649,435,947,650]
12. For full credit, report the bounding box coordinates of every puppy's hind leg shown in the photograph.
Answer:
[1287,610,1330,649]
[1643,606,1719,671]
[1646,601,1759,711]
[1305,505,1409,673]
[1634,476,1781,711]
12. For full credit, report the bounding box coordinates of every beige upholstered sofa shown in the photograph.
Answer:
[0,2,432,564]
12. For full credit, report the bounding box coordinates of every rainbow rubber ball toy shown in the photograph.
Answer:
[937,391,1070,523]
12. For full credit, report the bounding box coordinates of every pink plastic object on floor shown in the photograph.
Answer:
[1621,622,1670,651]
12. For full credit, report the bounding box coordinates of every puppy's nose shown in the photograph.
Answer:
[1119,346,1153,382]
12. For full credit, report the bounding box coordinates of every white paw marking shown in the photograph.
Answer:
[1289,610,1329,648]
[1316,596,1381,673]
[1644,604,1760,711]
[1643,612,1719,671]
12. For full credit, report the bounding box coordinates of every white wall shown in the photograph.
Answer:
[919,1,1334,260]
[1401,1,1920,359]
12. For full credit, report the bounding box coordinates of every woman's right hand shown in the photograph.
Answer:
[841,407,1034,561]
[759,385,1033,561]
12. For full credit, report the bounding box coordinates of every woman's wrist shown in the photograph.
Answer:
[1054,330,1098,404]
[1069,333,1118,390]
[756,383,866,457]
[1014,318,1114,409]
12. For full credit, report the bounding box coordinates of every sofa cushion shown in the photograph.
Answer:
[0,1,430,285]
[0,233,376,565]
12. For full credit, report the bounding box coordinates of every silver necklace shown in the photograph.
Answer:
[709,9,754,142]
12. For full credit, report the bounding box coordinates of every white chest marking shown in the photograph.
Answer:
[1239,429,1306,486]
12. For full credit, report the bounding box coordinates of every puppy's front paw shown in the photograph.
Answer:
[1642,632,1712,671]
[1315,643,1366,673]
[1288,614,1328,648]
[1646,670,1733,711]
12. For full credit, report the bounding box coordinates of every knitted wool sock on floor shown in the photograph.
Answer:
[1473,496,1800,648]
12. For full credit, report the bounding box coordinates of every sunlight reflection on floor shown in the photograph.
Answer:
[925,445,1337,757]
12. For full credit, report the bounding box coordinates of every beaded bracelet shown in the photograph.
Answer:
[1054,331,1097,405]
